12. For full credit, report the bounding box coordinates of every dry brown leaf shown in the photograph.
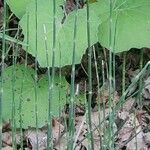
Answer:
[143,132,150,145]
[2,132,12,147]
[117,113,142,146]
[2,146,13,150]
[25,129,47,150]
[97,83,119,106]
[143,76,150,99]
[122,98,135,112]
[126,131,147,150]
[52,119,64,146]
[2,131,21,147]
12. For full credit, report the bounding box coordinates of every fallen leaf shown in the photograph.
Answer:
[143,76,150,99]
[25,129,47,149]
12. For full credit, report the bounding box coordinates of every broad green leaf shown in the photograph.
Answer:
[58,6,100,66]
[20,0,100,67]
[98,0,150,53]
[89,0,97,3]
[19,0,64,67]
[89,0,109,19]
[6,0,31,18]
[1,65,68,128]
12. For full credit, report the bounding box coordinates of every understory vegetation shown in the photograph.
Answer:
[0,0,150,149]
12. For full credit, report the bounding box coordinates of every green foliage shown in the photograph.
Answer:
[1,65,68,128]
[6,0,31,18]
[19,0,99,67]
[19,0,64,67]
[4,0,150,128]
[4,2,150,95]
[58,7,99,67]
[6,0,150,56]
[98,0,150,52]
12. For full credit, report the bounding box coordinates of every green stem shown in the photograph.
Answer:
[108,0,115,148]
[0,0,7,149]
[43,24,53,149]
[86,0,94,149]
[122,52,126,95]
[93,46,102,146]
[34,0,39,149]
[19,13,29,150]
[67,1,78,149]
[0,33,27,46]
[138,48,144,107]
[11,26,20,150]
